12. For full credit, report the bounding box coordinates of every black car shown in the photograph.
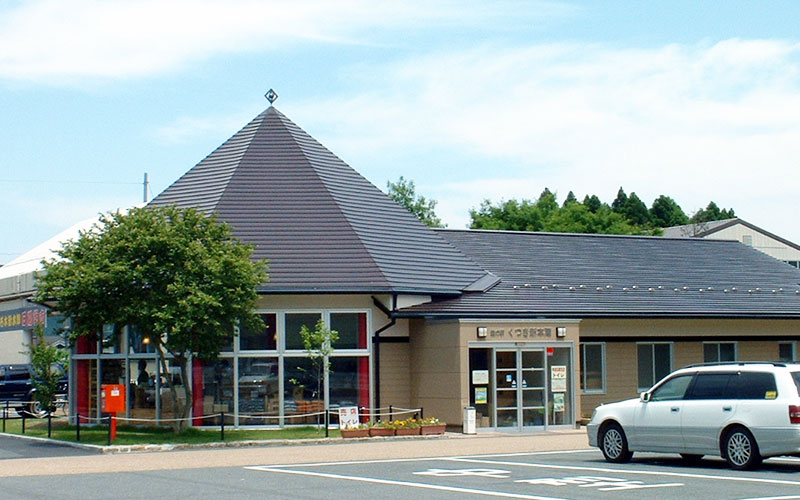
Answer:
[0,364,68,417]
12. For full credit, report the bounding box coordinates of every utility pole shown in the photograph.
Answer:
[143,172,149,203]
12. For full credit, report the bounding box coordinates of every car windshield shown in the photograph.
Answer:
[792,372,800,396]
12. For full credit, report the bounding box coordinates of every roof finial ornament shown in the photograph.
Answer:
[265,89,278,105]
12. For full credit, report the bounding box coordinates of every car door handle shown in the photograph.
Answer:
[722,406,732,412]
[671,407,680,412]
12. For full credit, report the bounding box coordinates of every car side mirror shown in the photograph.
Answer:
[640,391,651,402]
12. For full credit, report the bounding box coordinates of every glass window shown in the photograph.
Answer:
[330,313,367,349]
[329,356,370,408]
[686,373,733,400]
[285,313,321,351]
[128,326,156,354]
[283,357,324,425]
[200,359,233,425]
[780,342,796,362]
[101,324,122,354]
[704,342,736,363]
[637,343,672,390]
[240,314,277,351]
[580,343,605,393]
[238,357,279,424]
[650,374,693,401]
[130,358,157,419]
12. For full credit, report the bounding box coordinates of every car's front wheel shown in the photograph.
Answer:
[723,427,762,470]
[600,422,633,463]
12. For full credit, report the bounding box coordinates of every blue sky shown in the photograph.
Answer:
[2,1,800,264]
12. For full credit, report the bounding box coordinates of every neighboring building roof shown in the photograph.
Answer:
[396,230,800,319]
[0,216,99,280]
[663,218,800,253]
[149,106,493,294]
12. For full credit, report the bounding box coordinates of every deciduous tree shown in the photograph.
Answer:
[35,206,268,431]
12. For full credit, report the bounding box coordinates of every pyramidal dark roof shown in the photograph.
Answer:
[150,106,493,294]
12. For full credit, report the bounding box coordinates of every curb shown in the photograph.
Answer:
[1,429,585,455]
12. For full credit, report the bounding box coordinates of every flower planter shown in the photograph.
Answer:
[368,427,395,437]
[394,427,421,436]
[420,424,446,435]
[340,428,369,438]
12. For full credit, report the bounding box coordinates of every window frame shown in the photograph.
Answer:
[580,342,606,394]
[703,341,737,363]
[637,342,673,392]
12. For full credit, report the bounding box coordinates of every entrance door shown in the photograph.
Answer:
[495,349,546,429]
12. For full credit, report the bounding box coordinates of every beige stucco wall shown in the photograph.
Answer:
[409,319,464,425]
[578,318,800,418]
[379,342,411,409]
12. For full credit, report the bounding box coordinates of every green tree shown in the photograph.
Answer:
[26,324,68,415]
[690,202,735,223]
[386,176,445,228]
[563,191,578,206]
[611,187,628,213]
[470,199,545,231]
[582,194,602,213]
[649,195,689,227]
[624,192,650,225]
[298,319,339,409]
[35,206,268,431]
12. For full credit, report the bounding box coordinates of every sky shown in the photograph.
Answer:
[2,0,800,264]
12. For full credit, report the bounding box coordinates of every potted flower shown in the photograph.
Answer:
[340,423,369,438]
[368,420,395,437]
[392,418,421,436]
[420,417,446,435]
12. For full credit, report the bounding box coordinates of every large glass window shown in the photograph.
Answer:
[637,343,672,390]
[285,313,322,350]
[129,358,157,420]
[329,356,369,408]
[240,314,277,351]
[330,313,367,349]
[200,359,233,425]
[238,357,279,424]
[704,342,736,363]
[284,357,324,424]
[580,343,605,393]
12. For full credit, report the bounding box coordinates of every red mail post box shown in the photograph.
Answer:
[101,384,126,413]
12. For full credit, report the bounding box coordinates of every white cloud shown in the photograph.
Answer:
[296,39,800,242]
[0,0,572,82]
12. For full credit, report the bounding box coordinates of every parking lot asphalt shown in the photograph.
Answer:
[0,429,588,477]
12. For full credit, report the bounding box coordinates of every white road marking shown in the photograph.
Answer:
[736,497,800,500]
[446,457,800,487]
[246,466,570,500]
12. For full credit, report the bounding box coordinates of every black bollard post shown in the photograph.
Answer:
[21,414,26,434]
[76,413,81,442]
[389,405,393,422]
[325,409,329,438]
[48,412,52,438]
[220,412,225,441]
[107,416,112,446]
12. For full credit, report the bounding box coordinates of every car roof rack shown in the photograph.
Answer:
[683,361,788,369]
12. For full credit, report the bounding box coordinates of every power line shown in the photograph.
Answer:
[3,179,141,186]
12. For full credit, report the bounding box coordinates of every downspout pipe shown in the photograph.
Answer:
[372,295,397,412]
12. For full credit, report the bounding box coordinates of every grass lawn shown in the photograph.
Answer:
[1,415,341,446]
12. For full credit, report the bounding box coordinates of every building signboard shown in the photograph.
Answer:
[0,307,47,333]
